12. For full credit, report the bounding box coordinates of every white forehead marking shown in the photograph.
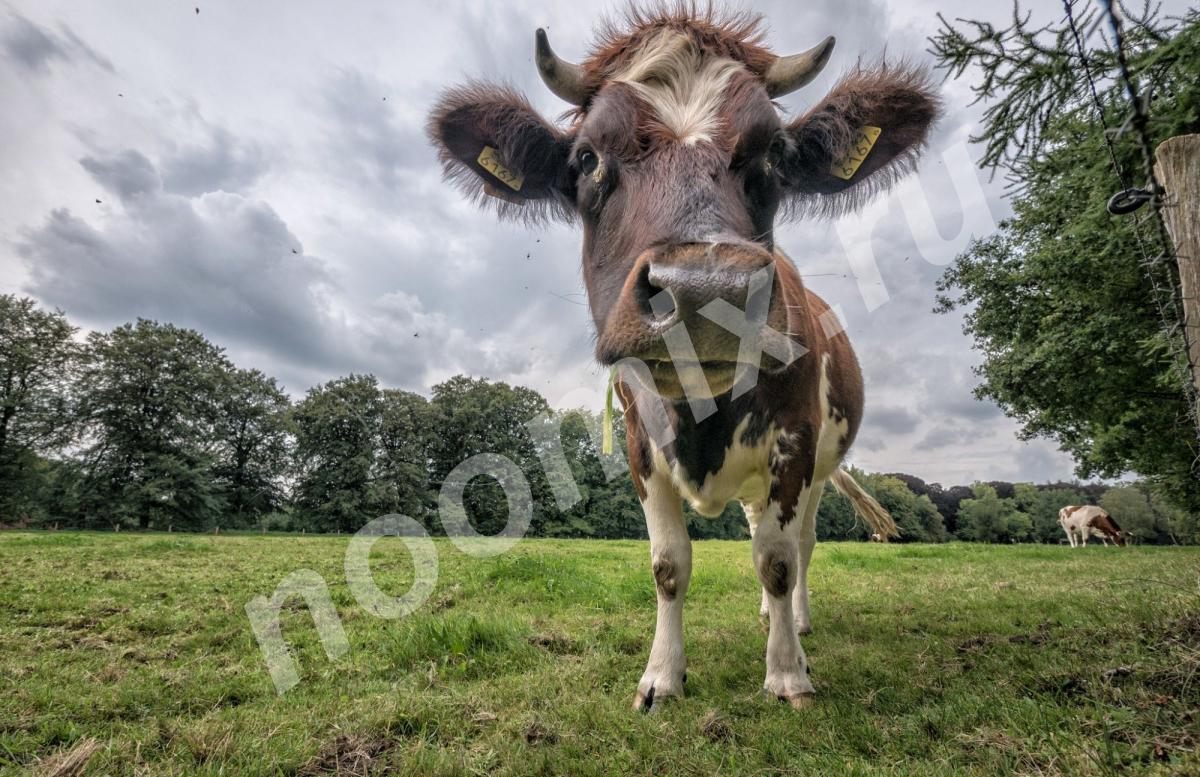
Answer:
[612,29,746,146]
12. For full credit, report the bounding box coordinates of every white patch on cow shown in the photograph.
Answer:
[815,353,850,481]
[649,415,777,516]
[612,29,745,146]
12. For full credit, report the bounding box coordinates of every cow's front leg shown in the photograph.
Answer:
[633,471,691,712]
[753,499,814,707]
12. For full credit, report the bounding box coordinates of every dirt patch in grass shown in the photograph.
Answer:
[527,632,577,655]
[298,734,393,776]
[522,718,557,745]
[699,710,733,742]
[36,737,103,777]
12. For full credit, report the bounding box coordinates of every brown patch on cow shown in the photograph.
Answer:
[757,546,794,598]
[298,735,391,776]
[615,380,650,501]
[653,555,678,599]
[1087,512,1125,545]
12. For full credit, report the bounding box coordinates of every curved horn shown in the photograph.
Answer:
[535,28,588,106]
[764,36,836,98]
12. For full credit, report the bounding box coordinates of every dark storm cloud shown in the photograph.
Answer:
[18,138,591,396]
[79,150,160,201]
[913,422,987,452]
[867,405,922,434]
[162,127,268,196]
[19,148,338,370]
[1,13,113,73]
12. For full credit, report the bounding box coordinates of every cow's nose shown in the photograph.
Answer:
[637,243,774,328]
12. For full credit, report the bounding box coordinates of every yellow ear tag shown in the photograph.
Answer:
[831,126,882,180]
[477,146,524,191]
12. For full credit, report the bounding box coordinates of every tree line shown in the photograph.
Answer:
[1,295,1194,543]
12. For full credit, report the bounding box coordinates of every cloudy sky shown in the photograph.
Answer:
[2,0,1169,486]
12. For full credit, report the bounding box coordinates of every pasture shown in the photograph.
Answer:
[1,533,1197,776]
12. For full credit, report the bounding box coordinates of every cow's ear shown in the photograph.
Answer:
[779,63,940,217]
[427,82,575,221]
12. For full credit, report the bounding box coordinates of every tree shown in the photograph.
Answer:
[0,296,79,522]
[428,376,553,537]
[292,374,386,533]
[859,473,947,542]
[75,320,231,530]
[377,388,434,522]
[212,368,292,527]
[931,5,1200,512]
[957,484,1027,543]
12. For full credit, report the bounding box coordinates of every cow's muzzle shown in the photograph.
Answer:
[596,242,798,398]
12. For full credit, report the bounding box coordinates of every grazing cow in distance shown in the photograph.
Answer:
[1059,505,1125,547]
[427,5,937,710]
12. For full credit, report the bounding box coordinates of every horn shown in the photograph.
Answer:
[535,28,588,106]
[764,36,836,98]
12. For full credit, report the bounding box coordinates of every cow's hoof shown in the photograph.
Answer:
[783,692,815,709]
[796,623,813,636]
[763,665,815,708]
[633,684,681,713]
[763,688,816,709]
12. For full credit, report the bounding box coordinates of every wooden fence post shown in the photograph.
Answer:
[1154,134,1200,421]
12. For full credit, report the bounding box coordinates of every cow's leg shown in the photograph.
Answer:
[753,497,814,707]
[792,482,824,636]
[633,471,690,712]
[1066,529,1076,547]
[742,501,770,625]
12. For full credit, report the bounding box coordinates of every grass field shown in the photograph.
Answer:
[1,532,1198,776]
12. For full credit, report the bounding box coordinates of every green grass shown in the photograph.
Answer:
[1,533,1198,775]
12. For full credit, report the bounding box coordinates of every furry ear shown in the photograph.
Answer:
[426,82,576,222]
[779,63,940,218]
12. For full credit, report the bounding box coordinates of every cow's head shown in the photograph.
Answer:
[428,9,938,399]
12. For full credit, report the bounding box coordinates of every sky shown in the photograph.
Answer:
[0,0,1168,486]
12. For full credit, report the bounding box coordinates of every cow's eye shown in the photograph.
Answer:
[764,135,787,173]
[577,148,600,177]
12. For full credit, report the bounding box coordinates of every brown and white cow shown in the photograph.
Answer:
[1059,505,1125,547]
[428,6,938,710]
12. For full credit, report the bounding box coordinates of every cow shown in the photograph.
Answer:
[427,5,938,710]
[1058,505,1125,547]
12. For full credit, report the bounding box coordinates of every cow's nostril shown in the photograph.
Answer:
[651,289,677,323]
[636,263,674,323]
[638,262,667,316]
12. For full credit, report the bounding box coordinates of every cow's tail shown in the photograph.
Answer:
[830,468,899,541]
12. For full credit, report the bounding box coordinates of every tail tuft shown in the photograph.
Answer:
[830,468,899,541]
